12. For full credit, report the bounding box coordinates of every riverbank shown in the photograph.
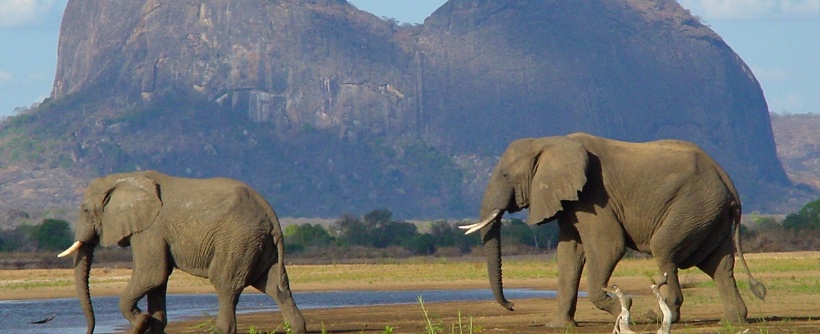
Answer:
[2,252,819,333]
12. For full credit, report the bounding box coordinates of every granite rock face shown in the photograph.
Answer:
[30,0,794,215]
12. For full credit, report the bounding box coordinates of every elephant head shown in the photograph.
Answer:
[461,137,588,310]
[57,173,162,334]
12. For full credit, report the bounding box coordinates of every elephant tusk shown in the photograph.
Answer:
[57,241,83,258]
[459,209,502,235]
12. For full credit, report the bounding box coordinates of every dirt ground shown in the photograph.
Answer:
[165,274,820,333]
[1,252,819,333]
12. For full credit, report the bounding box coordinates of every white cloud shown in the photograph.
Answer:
[750,66,790,82]
[0,0,59,28]
[0,70,12,84]
[780,93,806,111]
[679,0,820,19]
[780,0,820,15]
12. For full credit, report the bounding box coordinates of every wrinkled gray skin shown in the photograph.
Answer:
[474,133,765,327]
[60,171,306,334]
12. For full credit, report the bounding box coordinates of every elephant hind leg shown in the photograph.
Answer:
[696,237,748,325]
[252,267,307,334]
[214,289,241,334]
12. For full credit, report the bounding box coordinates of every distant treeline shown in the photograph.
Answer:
[0,218,73,253]
[284,199,820,259]
[284,209,560,259]
[1,199,818,263]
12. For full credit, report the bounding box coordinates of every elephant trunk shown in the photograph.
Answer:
[481,214,514,311]
[74,242,96,334]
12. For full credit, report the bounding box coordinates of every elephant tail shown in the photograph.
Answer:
[275,229,289,292]
[732,203,766,300]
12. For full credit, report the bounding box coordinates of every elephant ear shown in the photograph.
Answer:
[99,175,162,247]
[527,138,589,225]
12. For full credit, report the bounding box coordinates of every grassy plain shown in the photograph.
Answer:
[1,252,819,333]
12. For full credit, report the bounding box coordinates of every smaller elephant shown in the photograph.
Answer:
[462,133,765,327]
[58,171,306,334]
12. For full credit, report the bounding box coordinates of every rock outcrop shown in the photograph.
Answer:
[0,0,800,217]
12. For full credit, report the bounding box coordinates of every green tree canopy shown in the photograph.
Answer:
[284,223,334,253]
[32,218,74,251]
[502,219,559,250]
[332,209,421,249]
[783,198,820,231]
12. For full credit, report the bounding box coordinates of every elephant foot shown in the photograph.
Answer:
[546,317,577,328]
[130,313,165,334]
[640,308,682,325]
[130,314,152,334]
[720,312,748,326]
[721,318,748,326]
[641,309,661,323]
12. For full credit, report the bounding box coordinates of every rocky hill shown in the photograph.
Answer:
[0,0,813,222]
[771,113,820,191]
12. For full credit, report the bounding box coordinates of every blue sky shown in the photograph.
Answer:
[1,0,818,118]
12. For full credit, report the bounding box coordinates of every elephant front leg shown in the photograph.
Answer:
[121,237,172,334]
[118,283,151,334]
[582,229,626,318]
[548,229,585,328]
[120,280,171,334]
[145,283,169,333]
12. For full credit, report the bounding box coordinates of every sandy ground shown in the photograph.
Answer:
[1,252,819,333]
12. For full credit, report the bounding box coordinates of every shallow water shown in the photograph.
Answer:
[0,288,554,333]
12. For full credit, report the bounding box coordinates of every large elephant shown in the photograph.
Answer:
[461,133,765,326]
[58,170,306,334]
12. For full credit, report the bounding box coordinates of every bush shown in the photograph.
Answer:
[742,200,820,252]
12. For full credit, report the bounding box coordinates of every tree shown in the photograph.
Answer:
[32,219,74,251]
[403,233,436,255]
[2,224,37,252]
[783,198,820,231]
[429,221,456,247]
[502,219,559,250]
[333,213,371,247]
[284,223,334,253]
[332,209,423,250]
[428,220,480,254]
[364,209,393,225]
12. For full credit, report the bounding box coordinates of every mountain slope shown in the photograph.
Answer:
[0,0,809,218]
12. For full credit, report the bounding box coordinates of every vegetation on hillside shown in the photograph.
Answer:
[0,93,469,218]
